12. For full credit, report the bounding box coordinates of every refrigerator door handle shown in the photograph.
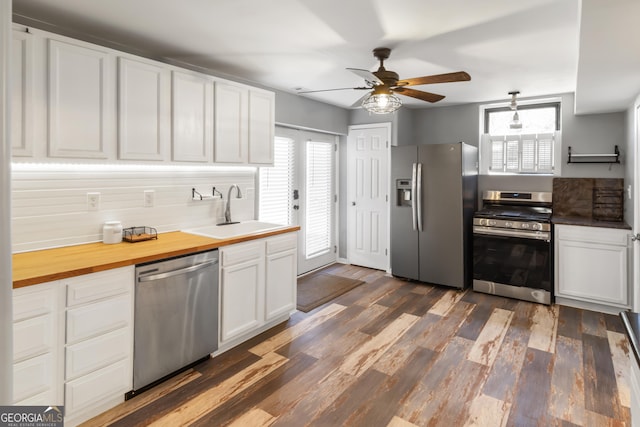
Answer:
[417,163,423,232]
[411,163,418,231]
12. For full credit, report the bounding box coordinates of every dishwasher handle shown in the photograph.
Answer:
[138,259,218,282]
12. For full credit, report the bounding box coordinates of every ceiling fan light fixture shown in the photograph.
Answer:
[362,92,402,114]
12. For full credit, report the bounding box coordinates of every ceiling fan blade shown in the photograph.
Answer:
[350,92,371,109]
[396,71,471,87]
[347,68,383,86]
[298,87,370,94]
[394,87,445,103]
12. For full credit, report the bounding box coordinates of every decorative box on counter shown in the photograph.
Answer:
[123,226,158,242]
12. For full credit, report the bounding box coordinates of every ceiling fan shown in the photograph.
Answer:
[299,47,471,114]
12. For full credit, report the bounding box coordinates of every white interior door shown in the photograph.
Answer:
[347,123,390,270]
[258,126,336,275]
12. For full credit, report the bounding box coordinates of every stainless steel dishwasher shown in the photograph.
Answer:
[129,250,218,398]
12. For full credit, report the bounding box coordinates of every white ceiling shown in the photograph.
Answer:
[12,0,640,114]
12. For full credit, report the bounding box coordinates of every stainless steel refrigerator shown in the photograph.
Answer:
[391,142,477,289]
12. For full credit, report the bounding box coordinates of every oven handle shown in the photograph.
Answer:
[473,226,550,241]
[411,163,418,231]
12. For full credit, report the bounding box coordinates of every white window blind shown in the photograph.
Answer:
[258,137,295,225]
[305,140,332,258]
[483,132,557,174]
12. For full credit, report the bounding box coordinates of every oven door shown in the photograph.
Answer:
[473,227,552,303]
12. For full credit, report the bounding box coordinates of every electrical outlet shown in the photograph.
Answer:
[87,192,100,211]
[144,190,155,207]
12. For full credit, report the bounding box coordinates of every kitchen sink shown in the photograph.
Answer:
[184,220,286,239]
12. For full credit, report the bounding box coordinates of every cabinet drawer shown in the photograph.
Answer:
[266,233,297,255]
[67,294,131,344]
[221,241,264,267]
[13,282,56,322]
[13,352,55,403]
[14,314,55,362]
[556,224,630,246]
[64,358,130,416]
[66,267,133,307]
[66,327,131,381]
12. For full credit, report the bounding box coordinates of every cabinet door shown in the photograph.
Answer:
[220,259,264,343]
[214,81,248,163]
[248,89,274,165]
[556,228,629,307]
[172,70,214,162]
[118,57,169,161]
[14,353,56,404]
[47,38,114,159]
[265,249,297,321]
[11,28,33,157]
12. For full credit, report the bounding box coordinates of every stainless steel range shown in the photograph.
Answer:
[473,190,553,304]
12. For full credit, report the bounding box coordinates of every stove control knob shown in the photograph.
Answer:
[489,220,497,226]
[479,219,487,226]
[531,223,541,230]
[505,221,513,228]
[521,223,530,229]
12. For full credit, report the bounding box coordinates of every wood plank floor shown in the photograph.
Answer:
[86,264,631,427]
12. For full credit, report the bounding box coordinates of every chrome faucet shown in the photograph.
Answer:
[224,184,243,224]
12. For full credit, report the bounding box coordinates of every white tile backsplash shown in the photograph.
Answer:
[11,166,256,252]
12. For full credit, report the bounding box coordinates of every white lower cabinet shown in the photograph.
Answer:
[12,281,62,406]
[555,224,631,310]
[220,240,265,343]
[62,266,134,427]
[265,233,297,321]
[219,232,297,350]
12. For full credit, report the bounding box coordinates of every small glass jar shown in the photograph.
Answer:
[103,221,123,244]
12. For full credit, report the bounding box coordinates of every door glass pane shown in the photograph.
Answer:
[258,137,295,225]
[305,140,332,258]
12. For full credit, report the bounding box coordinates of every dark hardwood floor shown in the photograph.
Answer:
[86,264,631,427]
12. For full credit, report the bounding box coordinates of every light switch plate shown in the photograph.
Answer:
[87,192,100,211]
[144,190,155,207]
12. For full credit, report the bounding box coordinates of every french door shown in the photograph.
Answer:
[259,126,337,275]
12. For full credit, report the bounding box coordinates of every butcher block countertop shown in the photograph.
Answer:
[13,227,299,289]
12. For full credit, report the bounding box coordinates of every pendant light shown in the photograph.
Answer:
[509,91,522,130]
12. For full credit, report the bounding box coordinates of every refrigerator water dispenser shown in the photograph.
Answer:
[396,179,412,207]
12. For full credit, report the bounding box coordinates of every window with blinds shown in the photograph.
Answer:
[258,137,295,225]
[481,99,561,175]
[485,133,557,174]
[305,140,333,258]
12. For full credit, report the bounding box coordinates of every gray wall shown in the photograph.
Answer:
[274,90,349,135]
[410,92,626,196]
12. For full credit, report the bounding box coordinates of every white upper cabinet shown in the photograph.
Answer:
[171,70,214,162]
[117,56,170,161]
[47,38,115,159]
[214,80,248,164]
[214,81,275,165]
[11,28,34,157]
[248,89,275,165]
[12,27,274,165]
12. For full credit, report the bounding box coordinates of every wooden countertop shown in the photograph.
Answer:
[13,226,300,289]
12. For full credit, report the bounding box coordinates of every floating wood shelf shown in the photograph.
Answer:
[567,145,620,164]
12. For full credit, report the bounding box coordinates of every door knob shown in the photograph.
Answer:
[351,201,356,206]
[293,205,299,210]
[632,233,640,242]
